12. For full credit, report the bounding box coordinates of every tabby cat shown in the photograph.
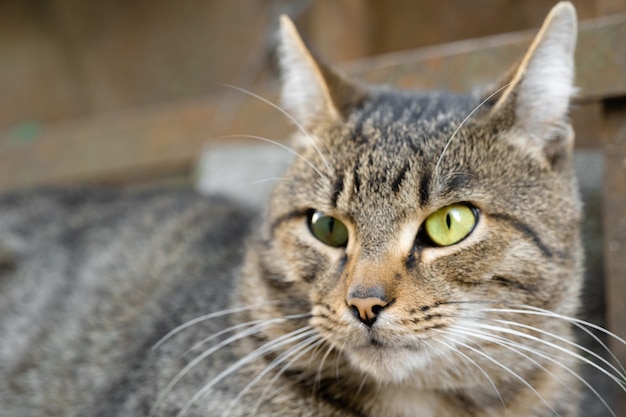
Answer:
[1,2,624,416]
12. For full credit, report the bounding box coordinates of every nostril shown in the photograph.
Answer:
[371,304,383,316]
[349,304,361,320]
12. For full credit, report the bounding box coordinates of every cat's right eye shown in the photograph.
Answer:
[307,210,349,248]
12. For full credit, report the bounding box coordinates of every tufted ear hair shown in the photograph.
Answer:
[488,2,578,165]
[277,15,365,130]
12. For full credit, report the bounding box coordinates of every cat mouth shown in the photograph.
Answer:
[367,336,418,351]
[369,337,385,347]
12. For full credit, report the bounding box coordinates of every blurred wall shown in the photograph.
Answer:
[1,0,618,132]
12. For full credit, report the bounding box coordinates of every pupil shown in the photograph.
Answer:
[328,217,335,233]
[446,213,452,229]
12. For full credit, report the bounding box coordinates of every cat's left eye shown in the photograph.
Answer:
[307,210,349,248]
[422,203,478,247]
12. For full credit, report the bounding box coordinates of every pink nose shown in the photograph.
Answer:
[347,296,389,327]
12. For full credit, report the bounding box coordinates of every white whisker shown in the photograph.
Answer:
[441,333,562,416]
[435,336,506,410]
[335,340,349,379]
[444,327,618,417]
[174,327,317,417]
[249,336,325,416]
[449,301,626,377]
[445,327,574,389]
[249,177,293,185]
[152,303,278,351]
[460,321,626,389]
[434,83,510,177]
[184,313,310,356]
[220,134,326,180]
[315,343,335,389]
[220,84,332,174]
[439,171,479,183]
[453,304,626,383]
[499,304,626,376]
[487,317,625,383]
[456,301,626,352]
[355,374,368,399]
[152,320,306,415]
[468,305,626,349]
[422,340,437,380]
[181,319,267,357]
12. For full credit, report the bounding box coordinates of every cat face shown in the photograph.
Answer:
[256,4,582,387]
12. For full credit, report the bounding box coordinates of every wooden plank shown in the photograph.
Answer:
[0,0,274,129]
[571,101,604,148]
[303,0,371,63]
[602,97,626,414]
[346,13,626,100]
[0,93,291,190]
[307,0,615,60]
[0,15,624,190]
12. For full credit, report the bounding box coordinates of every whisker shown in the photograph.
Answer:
[335,340,349,379]
[152,320,306,415]
[435,336,506,410]
[315,343,335,389]
[181,319,267,357]
[249,177,293,185]
[422,338,455,373]
[421,340,438,380]
[355,374,368,399]
[498,304,626,376]
[452,304,626,383]
[439,171,479,182]
[249,336,325,416]
[459,321,626,389]
[485,306,625,346]
[152,303,279,351]
[174,327,317,417]
[220,134,326,180]
[486,317,625,383]
[434,83,510,177]
[443,300,626,376]
[225,336,320,415]
[219,84,332,174]
[440,333,562,416]
[184,313,310,356]
[443,327,617,417]
[445,327,574,389]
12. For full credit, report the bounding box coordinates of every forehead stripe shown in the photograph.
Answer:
[331,172,345,208]
[419,170,432,207]
[391,162,411,193]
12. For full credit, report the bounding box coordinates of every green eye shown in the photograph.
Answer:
[308,210,348,247]
[423,204,477,247]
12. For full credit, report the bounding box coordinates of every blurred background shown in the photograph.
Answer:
[0,0,619,132]
[0,0,625,413]
[1,0,624,190]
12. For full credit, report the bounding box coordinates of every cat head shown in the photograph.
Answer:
[253,2,583,385]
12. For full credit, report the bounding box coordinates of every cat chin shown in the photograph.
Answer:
[345,345,434,384]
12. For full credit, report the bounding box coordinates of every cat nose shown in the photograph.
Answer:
[348,297,389,327]
[347,286,390,327]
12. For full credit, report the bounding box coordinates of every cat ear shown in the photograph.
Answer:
[277,15,364,128]
[489,2,577,163]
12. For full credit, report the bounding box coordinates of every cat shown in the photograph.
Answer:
[0,2,624,416]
